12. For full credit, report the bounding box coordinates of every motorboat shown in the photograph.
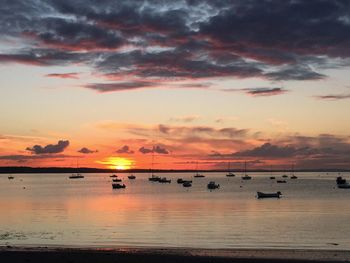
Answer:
[257,191,282,199]
[336,176,350,189]
[158,177,171,183]
[270,176,276,179]
[336,176,347,185]
[207,181,220,189]
[177,178,184,184]
[177,178,192,184]
[112,178,122,182]
[277,180,287,183]
[194,173,205,178]
[291,175,298,179]
[69,173,84,179]
[282,175,288,178]
[110,174,118,178]
[112,183,126,189]
[8,176,14,180]
[128,175,136,179]
[149,175,161,182]
[183,181,192,187]
[242,174,252,180]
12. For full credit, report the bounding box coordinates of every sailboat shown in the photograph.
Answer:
[241,161,251,180]
[69,160,84,179]
[290,163,298,179]
[194,162,205,178]
[148,148,160,182]
[226,162,235,177]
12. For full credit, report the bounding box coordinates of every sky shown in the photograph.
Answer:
[1,0,350,170]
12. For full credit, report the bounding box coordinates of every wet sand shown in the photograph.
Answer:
[0,247,349,263]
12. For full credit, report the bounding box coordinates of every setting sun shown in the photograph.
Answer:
[96,157,133,170]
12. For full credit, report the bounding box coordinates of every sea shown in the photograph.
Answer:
[0,172,349,250]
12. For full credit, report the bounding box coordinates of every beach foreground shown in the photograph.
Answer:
[0,247,349,263]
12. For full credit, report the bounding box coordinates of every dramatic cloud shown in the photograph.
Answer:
[45,72,80,79]
[26,140,69,154]
[116,145,134,154]
[78,147,98,154]
[2,0,348,89]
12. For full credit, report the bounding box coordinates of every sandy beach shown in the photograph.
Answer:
[1,247,349,263]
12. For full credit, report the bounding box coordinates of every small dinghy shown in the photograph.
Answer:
[207,181,220,190]
[112,178,122,182]
[158,177,171,183]
[257,191,282,199]
[183,181,192,187]
[112,183,126,189]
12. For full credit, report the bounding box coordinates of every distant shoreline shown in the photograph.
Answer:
[0,166,349,174]
[0,246,349,262]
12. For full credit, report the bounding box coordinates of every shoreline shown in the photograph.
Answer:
[1,246,350,262]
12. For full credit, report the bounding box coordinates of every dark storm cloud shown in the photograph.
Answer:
[116,145,134,154]
[1,0,350,85]
[78,147,98,154]
[26,140,69,154]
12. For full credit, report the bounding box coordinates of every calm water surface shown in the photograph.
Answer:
[0,172,349,250]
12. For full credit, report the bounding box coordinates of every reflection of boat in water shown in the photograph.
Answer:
[69,173,84,179]
[277,180,286,183]
[8,176,14,180]
[112,183,126,189]
[336,176,350,189]
[158,177,171,183]
[110,174,118,178]
[226,162,235,177]
[207,181,220,189]
[128,175,136,179]
[257,191,282,199]
[241,162,251,180]
[112,178,122,182]
[183,181,192,187]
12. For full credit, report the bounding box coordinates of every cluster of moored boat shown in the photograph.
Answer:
[110,174,136,189]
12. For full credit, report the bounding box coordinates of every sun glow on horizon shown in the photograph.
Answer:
[96,157,134,170]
